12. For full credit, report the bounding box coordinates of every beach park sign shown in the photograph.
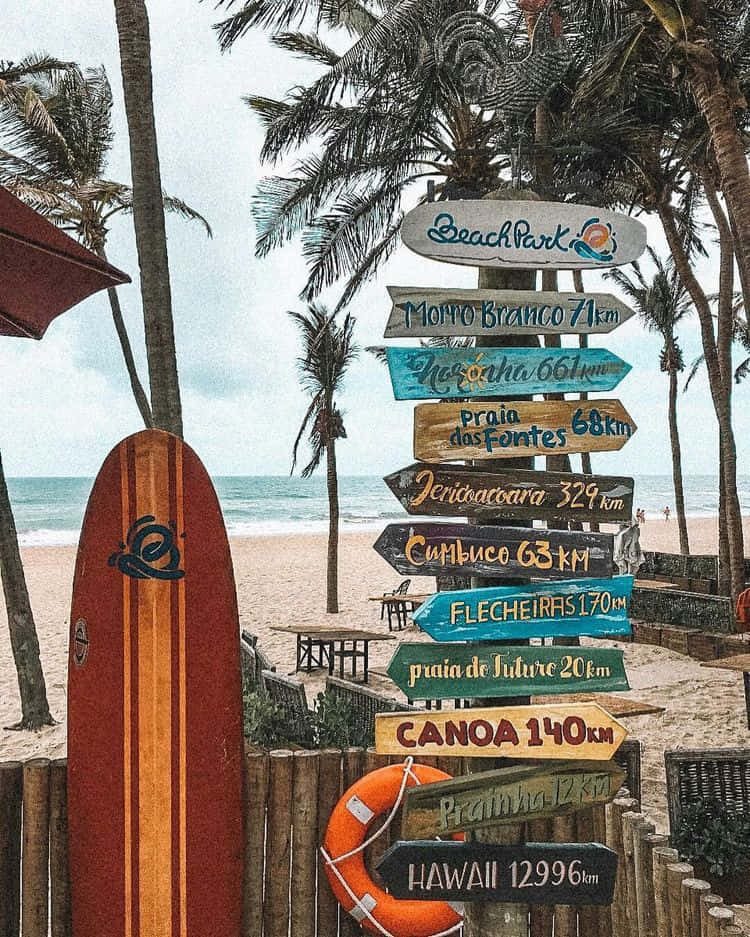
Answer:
[400,200,647,269]
[384,286,635,338]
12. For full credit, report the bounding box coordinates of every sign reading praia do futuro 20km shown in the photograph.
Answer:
[401,200,647,269]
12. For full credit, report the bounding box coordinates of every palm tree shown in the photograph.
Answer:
[0,65,211,428]
[607,249,691,554]
[113,0,183,436]
[289,306,358,614]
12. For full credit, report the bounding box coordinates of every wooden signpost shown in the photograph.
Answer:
[384,286,635,338]
[377,841,618,906]
[412,576,633,642]
[373,522,614,580]
[385,346,631,400]
[401,760,626,838]
[386,643,629,701]
[400,200,647,269]
[414,399,637,462]
[374,701,628,760]
[383,463,634,523]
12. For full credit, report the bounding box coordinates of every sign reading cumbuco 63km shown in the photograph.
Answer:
[400,200,647,269]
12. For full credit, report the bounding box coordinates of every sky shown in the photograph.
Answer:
[1,0,745,479]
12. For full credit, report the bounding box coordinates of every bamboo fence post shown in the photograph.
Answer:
[22,758,51,937]
[552,812,577,937]
[0,761,22,937]
[527,818,553,937]
[652,845,679,936]
[681,879,711,937]
[592,803,612,937]
[700,894,724,935]
[666,862,694,937]
[243,749,269,937]
[263,750,293,937]
[623,812,653,935]
[340,749,366,937]
[316,750,342,937]
[49,759,71,937]
[606,796,638,936]
[635,831,669,937]
[291,750,320,937]
[707,907,735,937]
[575,807,598,937]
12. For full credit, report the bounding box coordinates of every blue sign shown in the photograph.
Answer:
[413,577,633,642]
[386,346,631,400]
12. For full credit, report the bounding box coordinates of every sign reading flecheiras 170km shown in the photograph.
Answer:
[401,200,647,269]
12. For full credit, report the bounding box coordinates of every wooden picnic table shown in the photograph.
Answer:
[270,624,395,683]
[702,654,750,728]
[368,593,433,604]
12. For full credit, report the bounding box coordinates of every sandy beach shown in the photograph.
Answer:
[2,513,750,835]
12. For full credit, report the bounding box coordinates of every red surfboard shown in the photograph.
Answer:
[67,429,244,937]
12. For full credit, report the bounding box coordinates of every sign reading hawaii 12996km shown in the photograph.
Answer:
[401,200,647,269]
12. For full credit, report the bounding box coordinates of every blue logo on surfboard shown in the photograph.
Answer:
[108,515,185,580]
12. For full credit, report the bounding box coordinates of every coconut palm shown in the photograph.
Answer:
[290,305,358,613]
[607,249,691,554]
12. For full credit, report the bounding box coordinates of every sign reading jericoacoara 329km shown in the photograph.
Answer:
[386,346,630,400]
[401,200,647,269]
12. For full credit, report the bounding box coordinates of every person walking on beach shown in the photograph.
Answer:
[636,508,645,524]
[664,505,671,522]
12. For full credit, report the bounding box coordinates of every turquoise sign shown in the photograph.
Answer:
[413,577,633,642]
[385,346,631,400]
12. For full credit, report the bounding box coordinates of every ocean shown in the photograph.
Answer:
[6,474,749,547]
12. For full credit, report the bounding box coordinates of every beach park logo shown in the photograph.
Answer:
[73,618,90,667]
[570,218,617,264]
[108,515,185,581]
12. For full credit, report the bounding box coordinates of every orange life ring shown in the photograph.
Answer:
[322,762,463,937]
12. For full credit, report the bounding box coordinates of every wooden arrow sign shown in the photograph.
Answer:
[414,399,637,462]
[386,643,629,701]
[373,523,614,581]
[413,577,633,642]
[401,200,647,270]
[385,346,631,400]
[374,702,628,761]
[384,286,635,338]
[377,841,618,906]
[401,760,626,838]
[384,463,634,523]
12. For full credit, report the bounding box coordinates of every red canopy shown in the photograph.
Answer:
[0,185,130,339]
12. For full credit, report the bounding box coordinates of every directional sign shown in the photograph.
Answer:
[373,523,614,581]
[385,346,631,400]
[413,577,633,642]
[401,760,626,838]
[414,399,637,462]
[374,702,628,761]
[384,286,635,338]
[401,200,647,270]
[384,463,634,524]
[386,643,629,701]
[377,841,618,905]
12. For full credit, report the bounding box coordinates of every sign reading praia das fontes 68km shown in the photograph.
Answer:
[400,200,647,269]
[413,577,633,642]
[377,841,618,906]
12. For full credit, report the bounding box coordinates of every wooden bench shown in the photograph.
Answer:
[261,670,310,741]
[240,629,275,688]
[325,676,418,742]
[665,747,750,835]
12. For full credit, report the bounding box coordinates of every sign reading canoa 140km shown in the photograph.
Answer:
[401,200,647,269]
[385,286,635,338]
[384,464,634,524]
[373,522,614,580]
[414,400,636,462]
[413,577,633,642]
[386,346,630,400]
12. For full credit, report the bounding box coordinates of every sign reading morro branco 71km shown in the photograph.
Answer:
[373,522,614,581]
[413,577,633,642]
[387,643,629,701]
[384,286,635,338]
[384,464,634,524]
[385,346,631,400]
[401,200,647,269]
[414,400,636,462]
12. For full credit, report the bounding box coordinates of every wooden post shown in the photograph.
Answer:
[575,808,598,937]
[666,862,695,937]
[635,832,669,937]
[700,895,724,936]
[341,748,366,937]
[291,751,320,937]
[243,749,269,937]
[622,811,651,934]
[552,813,577,937]
[316,749,342,937]
[606,796,638,936]
[592,803,612,937]
[263,750,293,937]
[0,761,22,937]
[681,879,711,937]
[49,759,71,937]
[707,907,735,937]
[528,818,554,937]
[22,758,50,937]
[652,845,679,936]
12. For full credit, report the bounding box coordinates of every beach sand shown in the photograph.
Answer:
[1,513,750,835]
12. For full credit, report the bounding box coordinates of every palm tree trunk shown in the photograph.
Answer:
[719,441,730,595]
[113,0,183,437]
[667,366,690,555]
[325,438,339,614]
[0,452,52,729]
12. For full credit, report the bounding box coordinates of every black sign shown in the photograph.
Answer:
[377,841,617,906]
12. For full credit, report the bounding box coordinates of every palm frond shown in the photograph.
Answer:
[271,32,340,66]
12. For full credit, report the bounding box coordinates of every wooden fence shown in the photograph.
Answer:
[1,754,748,937]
